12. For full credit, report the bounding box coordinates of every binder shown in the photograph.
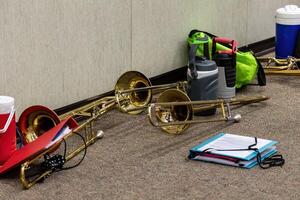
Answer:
[189,133,278,169]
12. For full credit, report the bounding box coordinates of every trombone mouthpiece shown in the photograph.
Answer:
[233,114,242,122]
[96,130,104,139]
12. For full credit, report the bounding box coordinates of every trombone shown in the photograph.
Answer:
[257,56,300,75]
[148,89,269,134]
[19,97,116,189]
[17,71,187,189]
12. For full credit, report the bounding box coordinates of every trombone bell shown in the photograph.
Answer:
[18,105,61,144]
[149,89,193,134]
[115,71,152,114]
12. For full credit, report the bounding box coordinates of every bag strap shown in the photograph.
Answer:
[188,44,199,79]
[188,33,209,79]
[255,56,266,86]
[188,30,210,58]
[203,43,209,59]
[189,29,217,39]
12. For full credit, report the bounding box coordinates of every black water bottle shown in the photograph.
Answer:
[212,37,237,99]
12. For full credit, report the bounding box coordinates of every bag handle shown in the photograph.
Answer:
[212,37,238,56]
[0,106,15,134]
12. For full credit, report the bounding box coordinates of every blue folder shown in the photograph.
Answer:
[189,133,278,169]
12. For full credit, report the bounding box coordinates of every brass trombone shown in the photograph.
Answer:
[257,56,300,75]
[17,71,187,188]
[19,96,116,189]
[148,89,269,134]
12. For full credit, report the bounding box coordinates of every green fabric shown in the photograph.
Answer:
[188,32,258,88]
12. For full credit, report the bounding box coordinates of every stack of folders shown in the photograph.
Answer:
[188,133,278,169]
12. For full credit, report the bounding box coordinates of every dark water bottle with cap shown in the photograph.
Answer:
[212,37,237,99]
[187,43,218,116]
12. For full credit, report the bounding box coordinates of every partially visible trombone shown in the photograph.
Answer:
[148,89,269,134]
[19,98,115,189]
[257,56,300,75]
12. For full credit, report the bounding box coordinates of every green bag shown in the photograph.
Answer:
[187,30,266,88]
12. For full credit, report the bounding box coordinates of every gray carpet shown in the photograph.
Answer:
[0,75,299,200]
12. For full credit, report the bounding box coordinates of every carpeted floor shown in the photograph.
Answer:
[0,75,299,200]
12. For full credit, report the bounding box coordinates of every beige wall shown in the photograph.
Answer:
[0,0,298,115]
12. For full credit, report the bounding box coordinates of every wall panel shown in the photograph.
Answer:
[247,0,282,44]
[0,0,131,113]
[0,0,299,114]
[132,0,248,78]
[246,0,300,44]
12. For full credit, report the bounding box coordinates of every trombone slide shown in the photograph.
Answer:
[148,93,269,135]
[265,70,300,76]
[148,101,240,126]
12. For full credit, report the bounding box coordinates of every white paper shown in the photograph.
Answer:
[45,126,71,149]
[197,133,276,159]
